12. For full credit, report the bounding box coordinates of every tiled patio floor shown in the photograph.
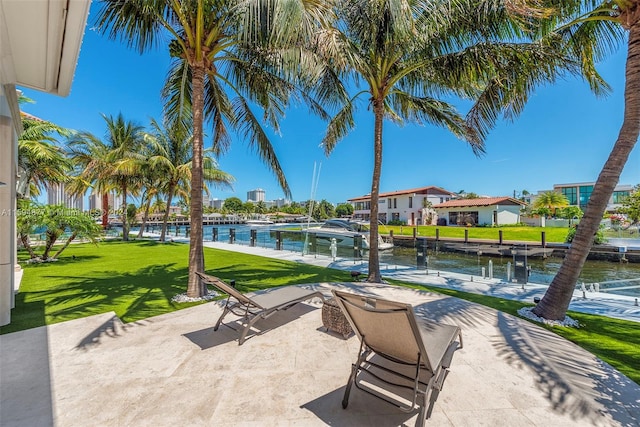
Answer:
[1,282,639,426]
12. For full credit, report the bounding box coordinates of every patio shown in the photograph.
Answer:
[1,282,639,426]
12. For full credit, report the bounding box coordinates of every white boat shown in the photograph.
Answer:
[306,219,394,251]
[246,219,274,226]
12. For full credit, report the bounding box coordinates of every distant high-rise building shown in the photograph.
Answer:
[247,188,265,202]
[88,192,121,212]
[274,198,289,208]
[88,193,101,210]
[47,183,84,211]
[209,198,224,209]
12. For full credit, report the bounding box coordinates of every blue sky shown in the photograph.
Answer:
[21,5,639,206]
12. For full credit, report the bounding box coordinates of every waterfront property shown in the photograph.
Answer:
[0,1,90,326]
[349,186,456,225]
[433,197,526,226]
[539,182,633,212]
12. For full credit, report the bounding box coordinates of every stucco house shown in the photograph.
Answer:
[0,0,90,326]
[433,197,526,226]
[349,186,456,225]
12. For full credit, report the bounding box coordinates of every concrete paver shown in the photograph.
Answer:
[2,281,639,426]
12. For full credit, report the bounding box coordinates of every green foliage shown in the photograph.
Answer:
[243,201,255,214]
[223,197,243,213]
[533,191,569,216]
[335,203,354,217]
[556,205,583,220]
[618,184,640,223]
[565,225,605,245]
[387,220,407,226]
[126,203,138,229]
[17,204,102,260]
[311,200,336,221]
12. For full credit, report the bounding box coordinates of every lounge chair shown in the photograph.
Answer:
[196,272,325,345]
[332,290,463,427]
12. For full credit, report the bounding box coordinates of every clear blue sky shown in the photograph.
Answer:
[21,4,639,205]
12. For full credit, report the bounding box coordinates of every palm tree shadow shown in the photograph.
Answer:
[183,302,318,349]
[408,294,640,425]
[493,312,640,425]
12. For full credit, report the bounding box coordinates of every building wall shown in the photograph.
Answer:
[496,208,520,225]
[435,205,521,226]
[551,182,633,212]
[353,192,452,225]
[0,84,18,326]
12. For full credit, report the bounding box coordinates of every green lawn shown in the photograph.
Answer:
[383,225,569,243]
[3,240,638,385]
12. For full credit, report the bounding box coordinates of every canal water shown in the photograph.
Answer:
[154,224,640,297]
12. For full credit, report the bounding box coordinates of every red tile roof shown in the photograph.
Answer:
[348,186,455,202]
[433,197,525,208]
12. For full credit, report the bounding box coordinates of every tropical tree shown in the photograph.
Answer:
[557,205,584,221]
[223,197,243,214]
[311,0,601,282]
[16,199,44,259]
[335,203,354,218]
[144,118,233,242]
[532,0,638,321]
[95,0,330,297]
[18,110,71,199]
[22,204,102,261]
[67,113,146,241]
[49,209,103,260]
[618,184,640,224]
[532,191,570,216]
[255,201,267,215]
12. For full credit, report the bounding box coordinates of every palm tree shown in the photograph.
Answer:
[67,113,145,241]
[95,0,330,297]
[18,112,71,199]
[532,0,639,321]
[532,191,569,217]
[144,118,234,242]
[312,0,602,282]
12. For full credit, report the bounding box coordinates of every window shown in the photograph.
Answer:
[448,211,478,226]
[613,191,630,204]
[388,199,392,208]
[561,187,577,205]
[408,196,413,208]
[393,198,397,209]
[391,212,400,221]
[579,185,593,209]
[440,197,444,203]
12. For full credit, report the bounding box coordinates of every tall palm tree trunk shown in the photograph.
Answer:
[122,184,129,241]
[160,182,176,242]
[187,64,207,297]
[367,99,384,283]
[533,20,640,321]
[101,193,109,229]
[137,194,152,238]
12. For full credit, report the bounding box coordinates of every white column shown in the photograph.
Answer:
[0,95,17,326]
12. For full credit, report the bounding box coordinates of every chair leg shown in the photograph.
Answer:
[342,363,358,409]
[214,306,230,331]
